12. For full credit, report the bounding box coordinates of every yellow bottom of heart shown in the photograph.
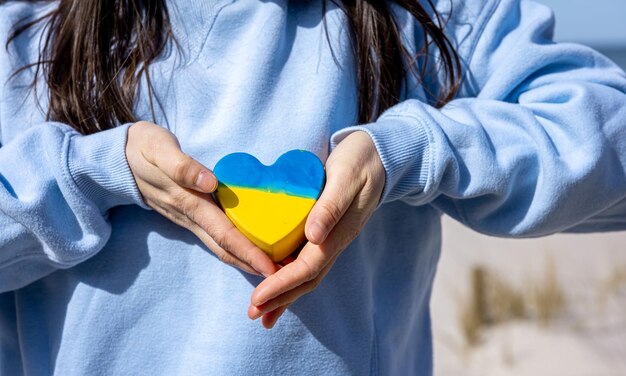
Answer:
[216,186,316,262]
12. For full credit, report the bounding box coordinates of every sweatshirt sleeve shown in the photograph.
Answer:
[331,0,626,237]
[0,122,148,292]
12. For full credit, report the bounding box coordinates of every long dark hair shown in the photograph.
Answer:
[7,0,460,135]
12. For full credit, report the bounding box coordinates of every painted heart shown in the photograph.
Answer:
[213,150,325,262]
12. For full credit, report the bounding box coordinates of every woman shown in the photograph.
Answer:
[1,0,626,374]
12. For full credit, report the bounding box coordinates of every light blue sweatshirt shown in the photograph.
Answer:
[1,0,626,374]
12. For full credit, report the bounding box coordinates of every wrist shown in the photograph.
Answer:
[330,115,432,205]
[67,123,149,213]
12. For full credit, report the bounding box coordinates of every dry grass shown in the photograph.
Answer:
[528,258,567,327]
[596,264,626,317]
[457,259,567,348]
[603,264,626,296]
[458,267,486,347]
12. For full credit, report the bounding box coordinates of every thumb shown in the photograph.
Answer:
[148,132,218,193]
[305,169,361,245]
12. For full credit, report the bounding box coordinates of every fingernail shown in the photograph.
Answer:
[308,221,326,243]
[195,171,215,192]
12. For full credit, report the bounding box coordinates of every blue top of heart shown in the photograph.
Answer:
[213,150,325,199]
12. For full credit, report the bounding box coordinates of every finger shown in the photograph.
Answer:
[188,223,261,276]
[279,255,296,266]
[251,241,330,307]
[249,252,340,320]
[251,191,368,307]
[143,183,272,276]
[139,183,192,225]
[146,131,218,193]
[305,167,363,245]
[185,193,279,277]
[261,304,289,329]
[145,192,261,275]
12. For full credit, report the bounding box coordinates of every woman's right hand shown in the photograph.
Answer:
[125,121,278,277]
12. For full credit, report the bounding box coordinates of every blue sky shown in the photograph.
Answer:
[538,0,626,47]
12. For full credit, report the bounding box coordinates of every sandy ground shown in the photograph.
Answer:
[432,216,626,376]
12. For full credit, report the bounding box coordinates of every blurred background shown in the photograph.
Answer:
[432,1,626,375]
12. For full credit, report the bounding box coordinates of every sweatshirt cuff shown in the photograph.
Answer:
[67,124,149,213]
[330,114,432,204]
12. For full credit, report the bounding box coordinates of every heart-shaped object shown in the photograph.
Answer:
[213,150,325,262]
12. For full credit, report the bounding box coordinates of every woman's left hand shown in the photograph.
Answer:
[247,131,385,328]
